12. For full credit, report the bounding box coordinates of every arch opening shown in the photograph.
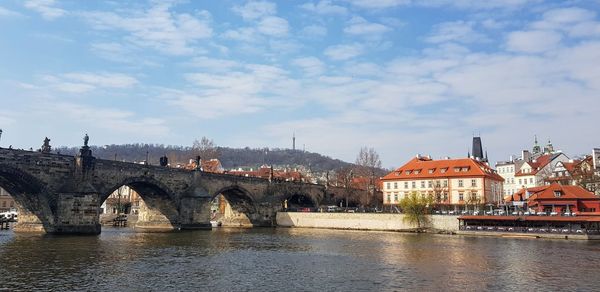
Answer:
[210,186,262,227]
[0,166,51,232]
[285,194,317,211]
[100,179,180,232]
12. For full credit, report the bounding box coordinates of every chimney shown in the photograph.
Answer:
[522,150,531,161]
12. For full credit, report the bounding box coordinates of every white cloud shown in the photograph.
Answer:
[344,16,391,36]
[324,44,363,60]
[24,0,65,20]
[345,0,410,9]
[257,16,289,37]
[301,25,327,37]
[167,64,299,119]
[0,6,22,17]
[300,1,347,15]
[37,72,138,93]
[420,0,539,10]
[187,57,240,72]
[232,1,276,20]
[50,102,168,136]
[292,57,325,76]
[82,3,212,55]
[62,73,138,88]
[426,21,488,43]
[506,30,562,53]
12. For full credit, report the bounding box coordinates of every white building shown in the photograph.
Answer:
[381,155,504,209]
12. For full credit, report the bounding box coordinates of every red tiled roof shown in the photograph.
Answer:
[508,183,598,204]
[382,157,503,181]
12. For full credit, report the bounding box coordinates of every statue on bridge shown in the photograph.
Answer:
[83,133,89,147]
[41,137,52,153]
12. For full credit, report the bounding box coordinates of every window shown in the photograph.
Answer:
[394,194,398,202]
[421,181,425,188]
[554,191,562,197]
[458,180,464,187]
[404,182,408,189]
[428,180,432,188]
[441,168,447,173]
[462,167,470,172]
[454,167,460,172]
[387,194,391,202]
[443,180,448,187]
[414,170,421,174]
[471,179,476,187]
[459,193,464,201]
[412,181,416,188]
[405,170,411,175]
[518,179,522,185]
[435,180,441,187]
[386,182,391,189]
[394,182,398,189]
[529,178,533,184]
[428,168,435,174]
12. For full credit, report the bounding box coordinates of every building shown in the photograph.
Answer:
[496,136,568,196]
[227,165,305,182]
[506,183,600,214]
[381,155,504,210]
[101,185,141,215]
[549,152,600,196]
[0,187,15,212]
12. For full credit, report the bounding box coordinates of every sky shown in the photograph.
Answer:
[0,0,599,168]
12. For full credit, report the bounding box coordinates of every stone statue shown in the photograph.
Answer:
[41,137,51,153]
[83,133,89,147]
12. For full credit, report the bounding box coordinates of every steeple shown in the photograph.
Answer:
[544,138,554,153]
[292,132,296,151]
[472,136,484,161]
[532,135,541,154]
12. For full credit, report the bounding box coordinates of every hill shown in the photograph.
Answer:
[55,144,353,172]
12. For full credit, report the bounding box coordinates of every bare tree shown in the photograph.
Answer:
[354,147,382,207]
[192,137,220,160]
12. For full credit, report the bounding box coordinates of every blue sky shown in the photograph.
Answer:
[0,0,599,168]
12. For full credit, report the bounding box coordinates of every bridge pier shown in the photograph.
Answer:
[179,196,212,230]
[53,192,101,235]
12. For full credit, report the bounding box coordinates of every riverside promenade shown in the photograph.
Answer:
[276,212,459,232]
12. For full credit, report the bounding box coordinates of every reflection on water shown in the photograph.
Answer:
[1,227,600,291]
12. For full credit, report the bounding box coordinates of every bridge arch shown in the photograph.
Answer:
[0,164,53,231]
[100,176,180,231]
[284,192,318,210]
[210,185,259,226]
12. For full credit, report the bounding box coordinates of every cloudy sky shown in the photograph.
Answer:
[0,0,599,168]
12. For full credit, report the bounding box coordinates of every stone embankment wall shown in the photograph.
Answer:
[276,212,459,232]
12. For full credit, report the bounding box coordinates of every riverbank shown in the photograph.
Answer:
[276,212,458,233]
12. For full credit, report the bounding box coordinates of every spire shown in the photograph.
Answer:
[292,132,296,151]
[532,134,541,154]
[472,136,484,160]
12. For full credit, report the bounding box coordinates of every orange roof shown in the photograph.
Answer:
[509,183,598,204]
[382,157,503,181]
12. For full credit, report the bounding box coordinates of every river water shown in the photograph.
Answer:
[1,227,599,291]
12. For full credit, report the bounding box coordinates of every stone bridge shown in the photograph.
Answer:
[0,147,346,234]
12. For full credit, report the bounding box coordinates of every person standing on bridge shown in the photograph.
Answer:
[283,199,288,211]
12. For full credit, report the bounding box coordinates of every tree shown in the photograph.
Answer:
[354,146,382,207]
[192,137,220,160]
[432,179,449,211]
[400,192,433,229]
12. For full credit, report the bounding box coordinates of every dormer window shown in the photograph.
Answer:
[428,168,435,174]
[414,169,421,174]
[554,190,562,197]
[405,170,412,175]
[440,168,447,173]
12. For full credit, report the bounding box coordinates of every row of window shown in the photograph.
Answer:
[498,166,515,174]
[384,191,480,203]
[385,179,478,190]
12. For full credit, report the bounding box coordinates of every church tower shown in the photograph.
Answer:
[532,135,541,154]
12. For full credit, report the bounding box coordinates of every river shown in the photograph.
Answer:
[1,227,599,291]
